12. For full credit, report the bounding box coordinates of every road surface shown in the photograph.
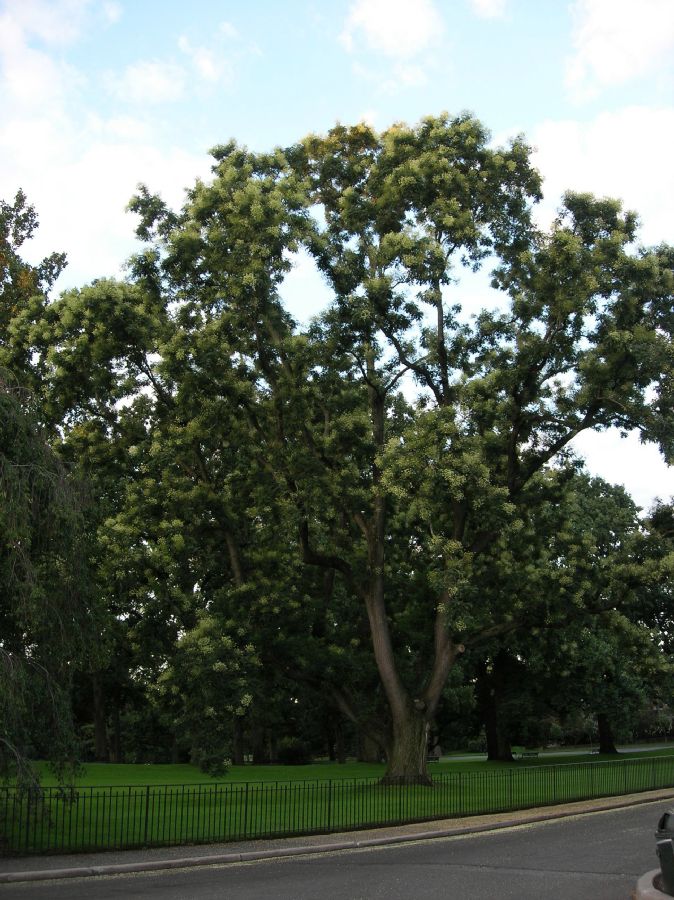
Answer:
[2,800,665,899]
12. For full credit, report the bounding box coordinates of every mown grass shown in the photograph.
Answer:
[4,746,672,856]
[32,743,674,786]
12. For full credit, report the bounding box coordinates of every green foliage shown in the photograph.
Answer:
[0,371,88,786]
[155,613,260,773]
[0,194,97,790]
[0,191,66,389]
[1,111,672,780]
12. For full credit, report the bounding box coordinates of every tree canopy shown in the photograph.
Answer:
[2,113,673,782]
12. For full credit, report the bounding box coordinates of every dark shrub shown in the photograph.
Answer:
[276,737,312,765]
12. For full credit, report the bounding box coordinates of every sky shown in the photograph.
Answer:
[1,0,673,510]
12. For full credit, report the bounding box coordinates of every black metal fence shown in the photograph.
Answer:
[3,755,674,856]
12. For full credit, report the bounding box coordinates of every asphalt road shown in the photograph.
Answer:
[1,801,665,900]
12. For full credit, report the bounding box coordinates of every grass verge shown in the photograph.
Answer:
[3,747,673,856]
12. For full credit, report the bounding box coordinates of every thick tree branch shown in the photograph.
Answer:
[330,686,388,752]
[382,328,444,406]
[298,519,363,597]
[421,590,461,718]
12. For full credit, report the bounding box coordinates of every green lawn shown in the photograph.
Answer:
[32,744,674,786]
[5,747,672,856]
[35,760,388,786]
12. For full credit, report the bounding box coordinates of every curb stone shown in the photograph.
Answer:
[2,790,674,885]
[633,869,669,899]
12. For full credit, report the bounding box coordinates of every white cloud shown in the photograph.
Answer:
[341,0,444,95]
[351,57,431,96]
[86,112,152,141]
[566,0,674,100]
[523,107,674,507]
[531,106,674,245]
[340,0,444,59]
[1,0,91,45]
[102,1,122,25]
[375,61,429,93]
[358,108,380,127]
[106,60,187,104]
[396,63,428,87]
[572,429,674,511]
[219,21,239,40]
[8,137,212,289]
[279,248,332,326]
[0,4,206,286]
[0,6,86,119]
[469,0,506,19]
[0,1,218,292]
[178,36,232,84]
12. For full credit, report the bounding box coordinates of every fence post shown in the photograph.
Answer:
[143,785,151,845]
[326,780,332,833]
[24,790,31,852]
[242,782,249,838]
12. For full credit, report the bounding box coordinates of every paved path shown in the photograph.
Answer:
[445,743,674,762]
[2,792,673,899]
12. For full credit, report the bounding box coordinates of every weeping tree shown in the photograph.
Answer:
[0,371,93,786]
[0,193,103,791]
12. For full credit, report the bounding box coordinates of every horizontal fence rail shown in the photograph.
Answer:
[2,755,674,855]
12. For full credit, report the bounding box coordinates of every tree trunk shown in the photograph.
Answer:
[301,352,459,784]
[358,733,384,763]
[597,712,618,754]
[326,730,336,762]
[232,716,245,765]
[110,705,122,763]
[251,725,267,764]
[483,705,514,762]
[478,661,514,762]
[380,706,431,786]
[335,722,347,764]
[92,672,108,762]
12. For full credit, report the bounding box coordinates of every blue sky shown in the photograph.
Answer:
[1,0,673,507]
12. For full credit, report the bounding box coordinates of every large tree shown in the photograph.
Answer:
[14,115,673,782]
[124,114,673,781]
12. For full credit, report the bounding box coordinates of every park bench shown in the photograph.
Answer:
[515,748,539,760]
